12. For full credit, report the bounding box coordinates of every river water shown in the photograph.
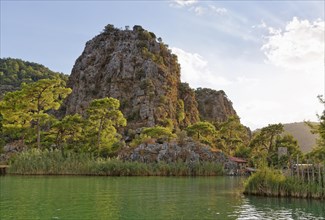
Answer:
[0,176,324,219]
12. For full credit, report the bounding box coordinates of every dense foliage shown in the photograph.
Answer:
[9,149,224,176]
[0,79,126,156]
[0,58,67,97]
[0,79,72,148]
[249,123,303,168]
[244,167,324,199]
[306,96,325,163]
[0,60,319,180]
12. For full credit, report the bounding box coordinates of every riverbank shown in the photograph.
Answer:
[243,168,325,200]
[8,149,224,176]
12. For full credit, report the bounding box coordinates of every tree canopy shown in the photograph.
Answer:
[0,79,72,148]
[186,121,216,140]
[249,123,302,167]
[306,95,325,163]
[86,97,127,152]
[0,58,68,98]
[215,116,250,156]
[141,126,175,141]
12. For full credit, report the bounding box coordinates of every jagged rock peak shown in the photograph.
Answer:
[65,24,197,130]
[64,24,240,133]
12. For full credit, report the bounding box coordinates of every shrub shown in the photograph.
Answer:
[8,149,224,176]
[141,126,175,141]
[129,134,155,148]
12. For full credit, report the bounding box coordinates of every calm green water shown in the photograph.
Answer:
[0,176,324,220]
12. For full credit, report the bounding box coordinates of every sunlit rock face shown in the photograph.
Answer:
[65,24,238,132]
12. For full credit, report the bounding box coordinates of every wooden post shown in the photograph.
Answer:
[307,159,310,183]
[297,155,299,179]
[319,164,321,184]
[322,166,325,189]
[312,162,315,182]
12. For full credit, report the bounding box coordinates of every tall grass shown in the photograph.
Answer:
[8,149,224,176]
[244,167,324,199]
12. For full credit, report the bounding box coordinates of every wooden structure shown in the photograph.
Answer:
[228,157,248,175]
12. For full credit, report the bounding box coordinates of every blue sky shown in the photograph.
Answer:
[1,0,324,129]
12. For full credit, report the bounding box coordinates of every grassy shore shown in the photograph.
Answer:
[8,149,224,176]
[243,167,324,200]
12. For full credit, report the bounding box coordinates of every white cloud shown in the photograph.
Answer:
[170,17,324,130]
[171,47,232,88]
[252,20,267,29]
[170,0,197,7]
[261,17,324,70]
[190,5,227,16]
[170,1,227,17]
[209,6,227,15]
[193,6,205,16]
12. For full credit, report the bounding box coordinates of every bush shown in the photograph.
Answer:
[8,149,224,176]
[129,134,155,148]
[141,126,175,141]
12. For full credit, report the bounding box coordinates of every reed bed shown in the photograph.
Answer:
[8,149,224,176]
[243,167,324,199]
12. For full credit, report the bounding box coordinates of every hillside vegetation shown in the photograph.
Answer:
[2,25,324,181]
[0,58,67,98]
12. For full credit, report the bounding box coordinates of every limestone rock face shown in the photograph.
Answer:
[118,140,229,164]
[0,140,26,164]
[178,83,200,128]
[64,24,239,132]
[118,140,240,175]
[195,88,237,122]
[65,25,190,130]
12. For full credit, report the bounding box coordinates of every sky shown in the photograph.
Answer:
[1,0,324,130]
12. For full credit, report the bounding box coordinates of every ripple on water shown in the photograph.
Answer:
[0,176,324,220]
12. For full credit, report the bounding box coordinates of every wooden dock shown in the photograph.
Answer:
[0,165,9,175]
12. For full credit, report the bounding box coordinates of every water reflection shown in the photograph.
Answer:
[0,176,324,220]
[234,196,325,220]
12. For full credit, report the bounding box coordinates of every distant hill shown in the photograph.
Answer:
[283,122,318,153]
[0,58,68,98]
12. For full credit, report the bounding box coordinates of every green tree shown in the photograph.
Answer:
[250,123,301,167]
[141,126,175,141]
[21,79,72,148]
[306,146,325,163]
[0,58,68,98]
[48,114,83,156]
[86,97,126,152]
[0,90,32,144]
[0,79,71,148]
[186,122,216,143]
[215,116,250,155]
[272,134,303,168]
[316,96,325,146]
[306,95,325,163]
[250,124,284,167]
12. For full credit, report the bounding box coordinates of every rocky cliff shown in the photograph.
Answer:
[65,24,238,132]
[195,88,237,122]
